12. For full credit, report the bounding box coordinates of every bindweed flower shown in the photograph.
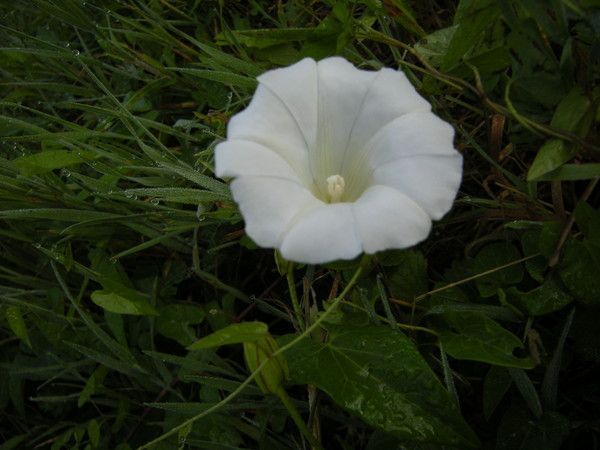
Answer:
[215,57,462,264]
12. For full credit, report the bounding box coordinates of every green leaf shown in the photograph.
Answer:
[123,187,228,204]
[283,318,479,447]
[542,309,575,410]
[462,46,511,74]
[158,161,230,197]
[436,312,534,368]
[508,368,542,418]
[521,230,546,282]
[506,277,572,316]
[574,201,600,244]
[550,86,591,132]
[535,163,600,181]
[385,0,426,37]
[5,306,31,348]
[156,304,206,346]
[497,407,569,450]
[221,27,333,48]
[414,26,457,66]
[482,366,512,420]
[538,221,562,257]
[528,87,592,180]
[571,306,600,363]
[78,366,108,408]
[441,2,500,70]
[527,139,576,181]
[12,149,96,176]
[67,342,141,376]
[90,289,158,316]
[168,68,257,89]
[0,208,120,222]
[0,434,28,450]
[87,419,100,448]
[384,250,428,299]
[187,322,268,350]
[559,240,600,305]
[472,242,524,297]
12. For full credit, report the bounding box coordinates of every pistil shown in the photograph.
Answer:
[326,174,345,203]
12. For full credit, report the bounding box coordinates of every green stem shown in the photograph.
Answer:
[276,388,324,450]
[286,263,304,330]
[138,262,364,450]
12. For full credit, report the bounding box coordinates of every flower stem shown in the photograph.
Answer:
[286,263,304,330]
[276,387,324,450]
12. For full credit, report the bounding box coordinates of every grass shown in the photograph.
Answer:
[1,1,599,449]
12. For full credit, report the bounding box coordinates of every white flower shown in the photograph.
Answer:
[215,57,462,264]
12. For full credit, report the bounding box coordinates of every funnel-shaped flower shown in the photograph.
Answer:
[215,57,462,264]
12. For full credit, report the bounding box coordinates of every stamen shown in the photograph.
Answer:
[326,174,345,203]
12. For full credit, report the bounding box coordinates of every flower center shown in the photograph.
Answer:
[326,174,346,203]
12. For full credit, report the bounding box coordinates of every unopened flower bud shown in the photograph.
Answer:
[243,334,289,395]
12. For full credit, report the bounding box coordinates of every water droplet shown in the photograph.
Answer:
[196,205,205,221]
[72,50,80,56]
[150,198,159,206]
[33,243,41,249]
[65,42,71,48]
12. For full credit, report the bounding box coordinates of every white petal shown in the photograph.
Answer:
[226,84,313,186]
[257,58,318,150]
[280,203,362,264]
[341,111,456,200]
[310,57,379,189]
[353,185,431,254]
[372,154,463,220]
[345,67,431,154]
[230,177,320,248]
[215,139,301,182]
[366,111,457,167]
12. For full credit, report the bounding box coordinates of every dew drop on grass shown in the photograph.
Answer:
[358,367,369,377]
